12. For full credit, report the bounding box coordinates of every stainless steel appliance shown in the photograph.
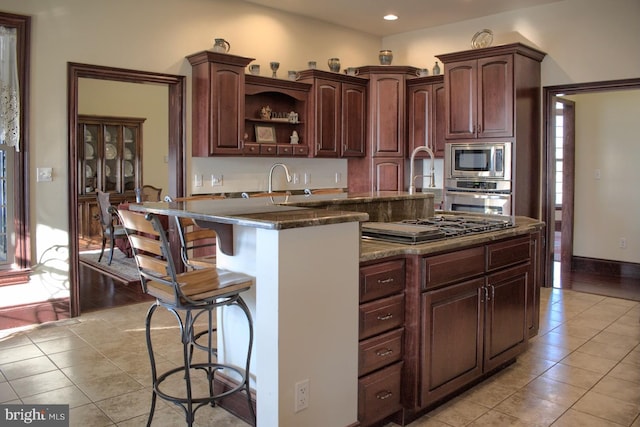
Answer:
[361,214,514,245]
[444,142,513,215]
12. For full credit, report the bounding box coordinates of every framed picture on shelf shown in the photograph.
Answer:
[255,124,277,143]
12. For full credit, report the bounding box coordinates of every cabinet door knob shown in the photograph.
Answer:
[378,277,394,284]
[377,313,394,321]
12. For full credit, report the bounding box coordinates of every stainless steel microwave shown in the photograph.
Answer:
[445,142,512,181]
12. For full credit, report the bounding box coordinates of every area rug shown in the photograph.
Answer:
[79,249,140,284]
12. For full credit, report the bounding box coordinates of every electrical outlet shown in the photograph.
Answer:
[335,172,341,184]
[620,238,627,249]
[211,174,223,186]
[194,174,203,187]
[292,172,300,184]
[304,173,311,185]
[294,379,309,412]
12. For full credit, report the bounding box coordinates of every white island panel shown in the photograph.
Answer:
[217,221,360,427]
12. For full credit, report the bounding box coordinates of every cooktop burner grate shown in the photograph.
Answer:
[362,215,514,244]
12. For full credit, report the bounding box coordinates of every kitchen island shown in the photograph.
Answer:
[129,191,543,427]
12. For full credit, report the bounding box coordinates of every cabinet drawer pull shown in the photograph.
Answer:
[378,277,394,284]
[376,348,393,357]
[376,391,393,400]
[377,313,394,321]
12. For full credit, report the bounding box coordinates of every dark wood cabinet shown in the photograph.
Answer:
[78,115,143,238]
[187,51,254,156]
[243,75,311,157]
[298,70,367,158]
[358,258,405,426]
[438,43,546,219]
[348,66,417,192]
[411,233,534,411]
[420,277,484,406]
[442,56,513,139]
[407,76,446,159]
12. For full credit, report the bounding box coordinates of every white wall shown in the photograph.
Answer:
[1,0,639,305]
[79,79,169,194]
[568,90,640,264]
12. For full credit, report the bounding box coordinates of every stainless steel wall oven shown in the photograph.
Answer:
[444,142,513,216]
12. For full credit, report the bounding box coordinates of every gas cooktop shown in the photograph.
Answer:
[361,214,514,244]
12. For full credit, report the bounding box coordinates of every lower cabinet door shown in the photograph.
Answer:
[420,278,484,407]
[484,263,528,371]
[358,361,403,426]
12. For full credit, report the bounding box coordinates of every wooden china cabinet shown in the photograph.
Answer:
[77,115,144,238]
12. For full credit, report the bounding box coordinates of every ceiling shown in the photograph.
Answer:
[242,0,563,37]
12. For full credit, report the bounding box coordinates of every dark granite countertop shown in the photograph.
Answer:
[129,197,368,230]
[359,216,544,262]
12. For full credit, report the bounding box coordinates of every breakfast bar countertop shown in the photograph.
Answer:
[128,191,436,230]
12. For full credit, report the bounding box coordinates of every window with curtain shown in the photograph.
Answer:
[0,25,18,266]
[0,12,30,285]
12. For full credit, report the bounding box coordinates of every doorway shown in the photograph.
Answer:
[552,97,575,272]
[543,78,640,293]
[67,63,186,317]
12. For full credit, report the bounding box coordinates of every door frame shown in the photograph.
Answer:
[67,63,186,317]
[542,77,640,288]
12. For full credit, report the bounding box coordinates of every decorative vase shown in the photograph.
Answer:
[379,50,393,65]
[213,38,230,53]
[432,61,441,75]
[328,58,341,73]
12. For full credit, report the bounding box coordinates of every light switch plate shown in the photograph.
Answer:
[37,167,53,182]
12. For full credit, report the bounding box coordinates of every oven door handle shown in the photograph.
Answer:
[445,191,511,199]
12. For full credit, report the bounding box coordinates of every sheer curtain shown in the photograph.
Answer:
[0,26,19,152]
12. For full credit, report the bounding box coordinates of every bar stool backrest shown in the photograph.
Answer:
[114,208,183,304]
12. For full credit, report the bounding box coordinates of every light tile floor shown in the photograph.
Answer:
[1,288,639,426]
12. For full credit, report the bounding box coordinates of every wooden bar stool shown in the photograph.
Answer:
[115,207,255,426]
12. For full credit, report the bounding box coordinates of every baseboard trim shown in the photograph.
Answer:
[213,373,256,425]
[572,256,640,279]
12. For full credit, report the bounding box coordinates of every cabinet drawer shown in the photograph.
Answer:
[358,362,403,426]
[259,144,278,156]
[359,328,403,377]
[487,236,531,271]
[360,259,405,303]
[359,294,404,340]
[424,246,485,290]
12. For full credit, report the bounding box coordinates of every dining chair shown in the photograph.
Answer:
[135,184,162,203]
[115,208,255,426]
[96,190,129,265]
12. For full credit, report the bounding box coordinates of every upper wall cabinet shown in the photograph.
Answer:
[407,75,445,158]
[187,51,254,156]
[298,70,367,158]
[438,43,546,141]
[242,75,311,157]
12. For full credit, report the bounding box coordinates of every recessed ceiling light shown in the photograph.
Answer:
[383,14,398,21]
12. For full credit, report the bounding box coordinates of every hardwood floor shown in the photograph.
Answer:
[79,262,153,313]
[552,231,640,301]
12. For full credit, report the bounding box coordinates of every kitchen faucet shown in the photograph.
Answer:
[268,163,292,193]
[408,145,436,195]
